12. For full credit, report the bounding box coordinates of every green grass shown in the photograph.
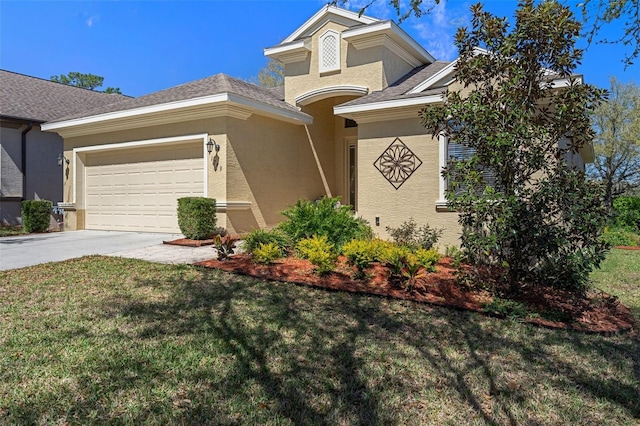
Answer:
[591,248,640,322]
[0,225,26,237]
[1,254,638,425]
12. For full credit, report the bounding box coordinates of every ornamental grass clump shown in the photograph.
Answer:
[296,235,337,275]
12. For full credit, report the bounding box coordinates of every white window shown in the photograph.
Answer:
[319,30,340,73]
[438,134,497,205]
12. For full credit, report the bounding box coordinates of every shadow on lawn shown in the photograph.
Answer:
[19,265,636,424]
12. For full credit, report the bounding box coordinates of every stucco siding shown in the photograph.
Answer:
[1,124,62,225]
[285,21,385,105]
[357,119,462,249]
[225,115,319,233]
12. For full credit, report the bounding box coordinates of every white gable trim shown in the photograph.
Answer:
[42,93,312,135]
[264,39,311,64]
[283,5,378,44]
[334,94,443,123]
[334,93,443,116]
[342,21,435,65]
[407,60,457,94]
[295,85,369,106]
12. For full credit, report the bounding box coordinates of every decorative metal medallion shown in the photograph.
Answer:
[374,137,422,190]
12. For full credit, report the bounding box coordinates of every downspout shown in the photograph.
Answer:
[21,122,33,201]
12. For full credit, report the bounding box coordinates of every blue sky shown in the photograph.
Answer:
[1,0,637,97]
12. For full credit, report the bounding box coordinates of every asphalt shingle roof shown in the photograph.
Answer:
[337,61,451,107]
[0,70,130,123]
[47,73,297,124]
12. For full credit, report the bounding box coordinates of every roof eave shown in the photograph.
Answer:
[342,21,435,65]
[41,93,312,136]
[281,5,379,44]
[334,93,443,123]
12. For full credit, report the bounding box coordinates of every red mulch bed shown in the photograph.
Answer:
[164,238,214,247]
[616,245,640,250]
[195,255,636,335]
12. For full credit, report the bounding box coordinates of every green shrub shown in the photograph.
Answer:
[380,244,412,277]
[243,228,291,255]
[600,227,640,247]
[253,242,282,265]
[296,235,336,275]
[341,239,385,279]
[21,200,52,233]
[612,196,640,232]
[278,197,372,249]
[386,218,443,250]
[177,197,217,240]
[414,248,441,272]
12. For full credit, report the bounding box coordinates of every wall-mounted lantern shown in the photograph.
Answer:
[206,138,220,154]
[57,153,69,167]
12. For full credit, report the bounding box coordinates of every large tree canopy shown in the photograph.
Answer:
[51,72,122,94]
[333,0,640,66]
[588,77,640,208]
[420,0,608,293]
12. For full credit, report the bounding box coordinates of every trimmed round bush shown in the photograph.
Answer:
[177,197,217,240]
[21,200,52,233]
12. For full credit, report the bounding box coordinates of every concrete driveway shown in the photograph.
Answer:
[0,230,217,271]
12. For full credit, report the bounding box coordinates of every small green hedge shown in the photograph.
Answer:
[177,197,217,240]
[21,200,52,233]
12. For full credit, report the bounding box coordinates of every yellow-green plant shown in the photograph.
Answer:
[342,239,382,279]
[296,235,337,275]
[415,248,441,272]
[379,244,412,277]
[252,242,282,265]
[401,253,426,291]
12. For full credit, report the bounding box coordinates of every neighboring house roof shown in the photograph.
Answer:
[42,74,312,137]
[336,61,450,108]
[46,73,306,124]
[0,69,130,123]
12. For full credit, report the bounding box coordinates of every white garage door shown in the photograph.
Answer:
[85,142,204,233]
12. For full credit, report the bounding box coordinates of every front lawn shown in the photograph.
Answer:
[0,225,26,237]
[0,252,638,424]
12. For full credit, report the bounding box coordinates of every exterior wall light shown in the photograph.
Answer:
[57,153,69,167]
[207,138,220,154]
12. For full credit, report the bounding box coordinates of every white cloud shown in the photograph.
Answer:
[408,1,470,61]
[319,0,469,61]
[86,15,100,28]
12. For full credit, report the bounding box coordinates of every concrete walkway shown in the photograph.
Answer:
[0,230,217,271]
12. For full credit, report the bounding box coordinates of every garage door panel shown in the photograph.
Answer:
[85,142,203,233]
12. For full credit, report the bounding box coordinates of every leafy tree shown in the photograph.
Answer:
[333,0,640,66]
[580,0,639,67]
[588,77,640,210]
[420,1,609,294]
[51,72,122,94]
[103,87,123,94]
[248,59,284,88]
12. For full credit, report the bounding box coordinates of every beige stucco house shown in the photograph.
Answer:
[40,6,593,246]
